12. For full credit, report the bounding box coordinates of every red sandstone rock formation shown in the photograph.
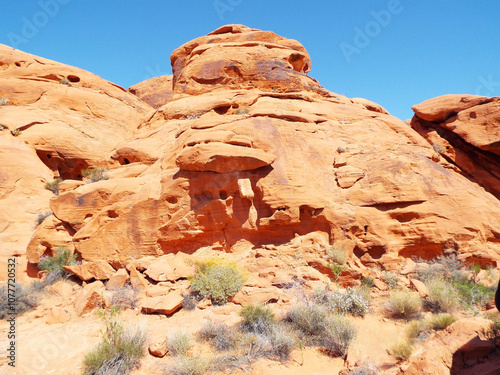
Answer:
[0,25,499,282]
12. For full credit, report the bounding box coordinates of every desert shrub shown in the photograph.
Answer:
[387,290,422,320]
[82,167,109,183]
[164,356,210,375]
[346,363,380,375]
[60,77,70,85]
[318,287,370,317]
[489,318,500,337]
[389,339,413,360]
[190,259,244,305]
[241,323,296,361]
[11,129,21,137]
[186,114,199,120]
[45,178,62,195]
[234,108,249,115]
[428,313,457,330]
[37,246,76,282]
[327,245,348,265]
[360,276,375,288]
[110,285,138,309]
[432,144,446,154]
[320,315,357,357]
[0,97,9,106]
[285,302,356,357]
[285,303,328,337]
[416,254,464,282]
[452,277,495,310]
[382,271,398,289]
[240,304,275,334]
[425,278,461,313]
[82,307,147,375]
[198,320,236,351]
[182,292,200,311]
[35,211,53,226]
[0,282,39,319]
[405,319,426,342]
[328,263,346,283]
[167,331,193,356]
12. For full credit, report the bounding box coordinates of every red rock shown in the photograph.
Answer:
[48,280,75,298]
[129,75,174,109]
[64,261,116,281]
[144,252,194,282]
[410,278,428,297]
[176,143,276,172]
[74,281,104,316]
[46,306,72,324]
[129,266,149,291]
[105,268,130,290]
[148,339,168,357]
[230,286,282,305]
[141,289,184,315]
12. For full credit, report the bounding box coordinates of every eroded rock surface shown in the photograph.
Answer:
[0,25,499,282]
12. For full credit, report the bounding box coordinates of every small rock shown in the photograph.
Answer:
[149,339,168,358]
[75,281,104,316]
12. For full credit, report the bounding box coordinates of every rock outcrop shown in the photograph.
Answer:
[0,25,500,282]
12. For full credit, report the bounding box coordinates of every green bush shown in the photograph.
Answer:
[320,315,357,358]
[0,282,39,319]
[45,178,62,195]
[167,331,193,356]
[389,338,413,360]
[234,108,249,115]
[285,303,328,337]
[83,307,147,375]
[360,276,375,288]
[405,319,426,342]
[382,271,398,289]
[428,313,457,330]
[416,254,464,282]
[198,320,236,351]
[240,304,275,334]
[11,129,21,137]
[316,287,370,317]
[82,167,109,183]
[37,246,77,282]
[190,259,244,305]
[0,97,9,106]
[387,290,422,320]
[35,211,53,226]
[452,277,495,310]
[164,356,210,375]
[425,278,461,313]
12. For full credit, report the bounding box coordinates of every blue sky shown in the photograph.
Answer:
[1,0,499,120]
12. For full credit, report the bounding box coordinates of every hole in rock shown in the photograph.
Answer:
[214,105,230,115]
[470,111,477,119]
[166,197,178,204]
[108,210,119,218]
[219,190,228,200]
[15,62,21,67]
[46,154,52,159]
[67,75,80,83]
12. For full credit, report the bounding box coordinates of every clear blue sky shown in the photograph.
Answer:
[1,0,499,120]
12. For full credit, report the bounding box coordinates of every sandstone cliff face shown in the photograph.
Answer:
[411,94,500,200]
[1,25,499,279]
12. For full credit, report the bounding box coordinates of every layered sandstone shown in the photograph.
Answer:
[0,25,499,282]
